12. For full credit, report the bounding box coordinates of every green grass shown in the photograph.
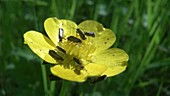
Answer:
[0,0,170,96]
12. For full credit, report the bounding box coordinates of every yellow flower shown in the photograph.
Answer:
[23,17,129,82]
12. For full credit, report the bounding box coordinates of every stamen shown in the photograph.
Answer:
[56,32,96,74]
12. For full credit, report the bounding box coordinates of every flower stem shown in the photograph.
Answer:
[59,80,68,96]
[50,81,56,96]
[41,64,49,96]
[33,6,49,96]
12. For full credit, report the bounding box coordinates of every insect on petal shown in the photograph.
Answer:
[84,32,95,37]
[58,28,64,42]
[67,36,82,43]
[49,50,64,61]
[76,29,86,40]
[56,46,66,54]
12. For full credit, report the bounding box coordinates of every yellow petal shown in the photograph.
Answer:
[102,66,126,77]
[51,65,88,82]
[24,31,57,64]
[60,19,77,36]
[91,48,129,77]
[44,17,77,45]
[85,63,107,76]
[78,20,116,52]
[93,29,116,53]
[78,20,104,32]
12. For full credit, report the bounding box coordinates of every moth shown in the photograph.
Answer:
[84,32,95,37]
[73,57,84,69]
[49,50,64,61]
[73,57,84,75]
[67,36,81,43]
[56,46,66,54]
[76,29,86,40]
[58,28,64,42]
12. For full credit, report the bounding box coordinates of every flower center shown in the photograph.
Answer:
[53,35,96,74]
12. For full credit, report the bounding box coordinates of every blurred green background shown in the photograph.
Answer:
[0,0,170,96]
